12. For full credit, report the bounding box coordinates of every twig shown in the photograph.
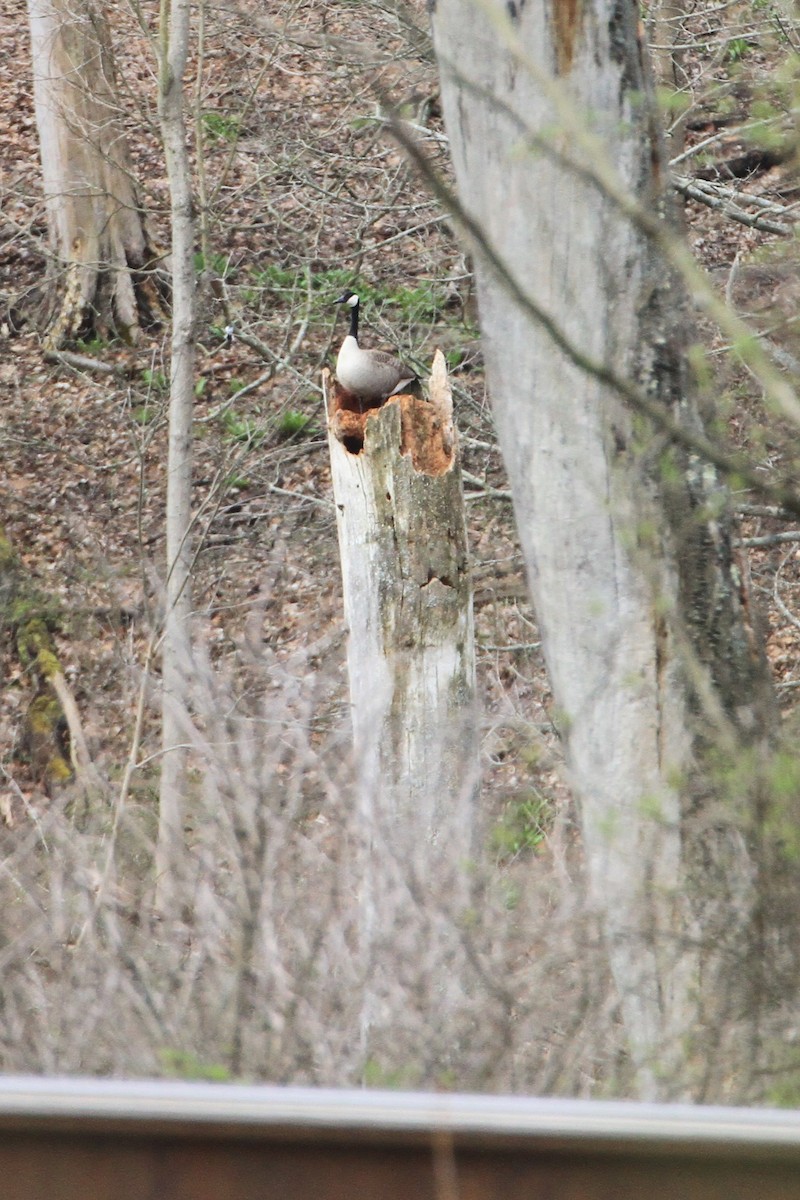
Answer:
[462,469,512,501]
[736,530,800,548]
[672,175,795,236]
[358,213,450,254]
[43,349,127,376]
[198,368,274,423]
[0,762,49,850]
[735,503,795,520]
[265,482,334,510]
[773,550,800,633]
[478,640,541,652]
[462,435,502,454]
[212,486,335,521]
[669,114,786,168]
[465,487,512,502]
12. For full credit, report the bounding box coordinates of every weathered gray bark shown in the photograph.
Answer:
[431,0,774,1098]
[27,0,163,348]
[326,351,477,1065]
[325,350,477,851]
[155,0,197,910]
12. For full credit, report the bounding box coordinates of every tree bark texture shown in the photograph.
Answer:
[326,352,477,1064]
[325,351,477,855]
[27,0,163,348]
[155,0,197,910]
[432,0,774,1098]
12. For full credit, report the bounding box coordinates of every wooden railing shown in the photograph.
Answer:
[0,1077,798,1199]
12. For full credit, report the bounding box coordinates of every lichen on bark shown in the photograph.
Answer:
[0,526,73,789]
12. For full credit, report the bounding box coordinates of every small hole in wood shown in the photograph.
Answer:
[342,435,363,455]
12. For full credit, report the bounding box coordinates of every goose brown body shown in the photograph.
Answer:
[334,291,416,402]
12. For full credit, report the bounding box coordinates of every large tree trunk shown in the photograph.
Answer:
[431,0,775,1098]
[27,0,163,348]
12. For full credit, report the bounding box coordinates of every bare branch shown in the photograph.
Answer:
[673,174,795,236]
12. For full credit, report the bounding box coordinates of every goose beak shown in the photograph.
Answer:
[333,293,349,305]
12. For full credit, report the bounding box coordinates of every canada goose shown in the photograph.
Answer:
[333,290,417,402]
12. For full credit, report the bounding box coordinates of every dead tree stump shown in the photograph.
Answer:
[324,350,477,851]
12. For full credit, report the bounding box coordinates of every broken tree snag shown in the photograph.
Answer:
[324,350,477,857]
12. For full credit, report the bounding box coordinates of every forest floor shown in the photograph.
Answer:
[2,0,800,840]
[1,0,556,840]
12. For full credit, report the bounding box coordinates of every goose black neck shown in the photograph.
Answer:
[349,299,360,342]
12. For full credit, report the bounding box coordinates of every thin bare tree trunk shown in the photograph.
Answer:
[431,0,774,1098]
[155,0,196,911]
[27,0,163,348]
[648,0,690,163]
